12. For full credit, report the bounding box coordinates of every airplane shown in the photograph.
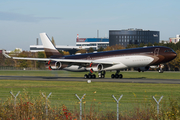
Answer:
[3,33,177,79]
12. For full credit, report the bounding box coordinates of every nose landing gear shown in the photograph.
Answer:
[158,64,164,73]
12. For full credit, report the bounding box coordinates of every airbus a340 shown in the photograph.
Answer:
[4,33,177,79]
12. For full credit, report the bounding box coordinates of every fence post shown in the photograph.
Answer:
[112,95,123,120]
[153,96,163,119]
[10,91,20,118]
[42,92,52,118]
[10,91,20,107]
[75,94,86,120]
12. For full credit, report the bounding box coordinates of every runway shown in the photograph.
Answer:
[0,76,180,84]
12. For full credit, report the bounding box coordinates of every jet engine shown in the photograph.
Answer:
[46,61,67,70]
[86,63,103,72]
[134,66,150,72]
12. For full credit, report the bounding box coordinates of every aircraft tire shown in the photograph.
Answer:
[88,74,92,78]
[158,69,163,73]
[111,74,115,78]
[101,74,105,78]
[92,74,96,79]
[115,74,119,78]
[119,74,123,79]
[84,74,88,79]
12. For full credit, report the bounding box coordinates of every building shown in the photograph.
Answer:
[76,34,109,50]
[30,45,79,55]
[169,35,180,44]
[109,28,160,47]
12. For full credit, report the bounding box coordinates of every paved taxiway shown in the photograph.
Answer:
[0,76,180,84]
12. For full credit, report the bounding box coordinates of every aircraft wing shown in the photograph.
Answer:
[12,57,116,65]
[4,51,116,65]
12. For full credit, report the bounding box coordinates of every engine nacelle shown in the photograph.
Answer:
[46,61,68,70]
[134,66,150,72]
[86,63,103,72]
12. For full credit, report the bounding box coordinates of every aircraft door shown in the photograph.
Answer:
[154,48,160,56]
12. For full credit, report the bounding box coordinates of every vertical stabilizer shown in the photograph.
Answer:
[40,33,62,58]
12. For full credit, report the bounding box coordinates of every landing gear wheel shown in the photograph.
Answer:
[119,74,123,79]
[115,74,119,78]
[98,71,106,78]
[88,74,92,78]
[111,74,115,78]
[101,74,105,78]
[84,74,88,79]
[92,74,96,79]
[158,69,163,73]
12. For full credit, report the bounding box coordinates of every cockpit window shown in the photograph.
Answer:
[164,50,173,52]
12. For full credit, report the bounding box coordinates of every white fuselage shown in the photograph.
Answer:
[63,55,153,72]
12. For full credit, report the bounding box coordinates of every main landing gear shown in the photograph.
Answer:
[84,69,96,79]
[84,73,96,79]
[84,70,106,79]
[111,70,123,79]
[98,71,106,78]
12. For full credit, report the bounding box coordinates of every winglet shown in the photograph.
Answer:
[40,33,62,58]
[2,50,11,58]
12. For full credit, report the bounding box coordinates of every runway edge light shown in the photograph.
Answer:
[87,80,91,83]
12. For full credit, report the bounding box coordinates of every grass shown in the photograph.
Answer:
[0,70,180,79]
[0,80,180,111]
[0,70,180,119]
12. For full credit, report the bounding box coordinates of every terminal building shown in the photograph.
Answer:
[109,28,160,47]
[76,34,109,50]
[169,35,180,44]
[30,45,79,55]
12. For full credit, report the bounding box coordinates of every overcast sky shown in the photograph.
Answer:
[0,0,179,51]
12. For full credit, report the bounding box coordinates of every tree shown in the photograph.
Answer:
[63,51,70,56]
[16,51,29,68]
[104,46,112,51]
[76,49,87,54]
[58,50,64,55]
[51,37,56,47]
[36,52,46,69]
[112,44,125,50]
[88,47,94,53]
[97,47,104,52]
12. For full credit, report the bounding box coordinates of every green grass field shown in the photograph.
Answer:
[0,70,180,115]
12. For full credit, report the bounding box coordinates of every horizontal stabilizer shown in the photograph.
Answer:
[2,50,11,58]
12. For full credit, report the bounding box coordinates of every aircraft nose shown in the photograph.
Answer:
[172,51,177,59]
